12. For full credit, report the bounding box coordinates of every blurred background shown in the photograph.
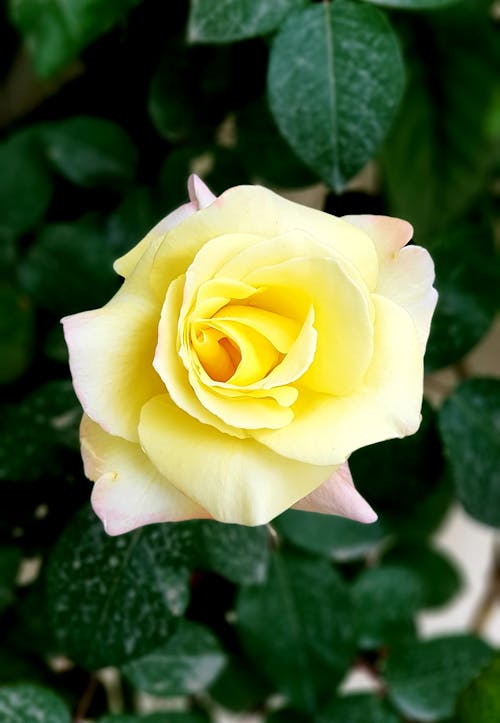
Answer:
[0,0,499,721]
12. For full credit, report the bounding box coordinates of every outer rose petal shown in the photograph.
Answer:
[343,214,438,350]
[81,415,209,535]
[293,463,377,524]
[138,394,338,525]
[188,173,216,208]
[253,294,423,465]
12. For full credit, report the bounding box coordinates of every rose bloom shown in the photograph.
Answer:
[63,176,437,535]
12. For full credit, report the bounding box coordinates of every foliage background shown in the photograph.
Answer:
[0,0,499,721]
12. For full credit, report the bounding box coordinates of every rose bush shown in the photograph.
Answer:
[63,176,437,534]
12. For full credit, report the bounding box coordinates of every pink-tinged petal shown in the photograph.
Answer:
[188,173,216,209]
[343,214,413,256]
[81,415,209,535]
[293,463,377,524]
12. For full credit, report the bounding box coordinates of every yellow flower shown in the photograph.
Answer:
[63,176,437,534]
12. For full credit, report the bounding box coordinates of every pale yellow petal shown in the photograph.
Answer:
[138,395,336,525]
[253,294,423,464]
[81,415,208,535]
[62,297,163,442]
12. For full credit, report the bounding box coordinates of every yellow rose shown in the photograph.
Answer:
[63,176,437,534]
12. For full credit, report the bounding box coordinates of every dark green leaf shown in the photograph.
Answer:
[0,548,21,612]
[20,221,118,316]
[122,620,226,696]
[195,520,269,584]
[0,285,34,385]
[385,635,493,721]
[425,224,498,371]
[236,98,316,188]
[43,326,69,364]
[148,57,199,143]
[380,476,453,541]
[0,684,70,723]
[274,510,389,562]
[9,0,141,76]
[209,656,271,711]
[99,715,209,723]
[319,693,400,723]
[188,0,306,44]
[41,117,137,187]
[46,505,191,669]
[268,1,404,190]
[266,711,309,723]
[381,10,499,240]
[0,130,53,237]
[107,188,159,258]
[383,544,461,608]
[237,551,355,712]
[456,655,500,723]
[439,378,500,527]
[352,565,422,648]
[362,0,460,8]
[0,380,80,481]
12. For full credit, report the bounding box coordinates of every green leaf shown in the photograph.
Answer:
[41,117,137,187]
[456,655,500,723]
[122,620,226,696]
[352,565,422,648]
[381,9,499,240]
[188,0,306,44]
[0,380,80,481]
[274,510,389,562]
[0,284,34,385]
[266,712,309,723]
[0,684,70,723]
[107,188,159,258]
[9,0,141,76]
[425,223,498,371]
[236,98,316,188]
[209,656,271,711]
[361,0,460,8]
[20,221,118,316]
[268,1,404,191]
[43,325,69,364]
[195,520,269,584]
[148,55,199,143]
[99,715,209,723]
[319,693,399,723]
[46,505,191,669]
[0,130,53,237]
[383,544,461,608]
[0,548,21,613]
[438,378,500,527]
[237,551,355,713]
[384,635,493,721]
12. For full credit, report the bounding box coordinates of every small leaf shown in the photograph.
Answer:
[46,505,191,669]
[188,0,306,44]
[319,693,400,723]
[385,635,493,721]
[122,620,226,696]
[439,378,500,527]
[268,1,404,190]
[274,510,388,562]
[0,285,34,385]
[0,684,70,723]
[9,0,141,76]
[41,117,137,188]
[20,221,118,316]
[352,565,422,648]
[456,655,500,723]
[237,550,355,712]
[0,130,52,237]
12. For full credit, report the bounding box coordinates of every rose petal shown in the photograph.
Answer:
[139,394,337,525]
[81,415,209,535]
[188,173,216,208]
[293,462,377,523]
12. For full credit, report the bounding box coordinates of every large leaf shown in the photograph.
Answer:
[188,0,306,43]
[268,1,404,190]
[46,505,191,669]
[456,656,500,723]
[237,551,355,713]
[122,620,226,696]
[0,684,70,723]
[0,130,53,237]
[319,693,399,723]
[384,635,493,721]
[381,8,499,240]
[41,117,137,188]
[438,378,500,527]
[9,0,141,76]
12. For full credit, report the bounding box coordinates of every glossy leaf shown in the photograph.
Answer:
[0,684,70,723]
[268,1,404,190]
[439,378,500,527]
